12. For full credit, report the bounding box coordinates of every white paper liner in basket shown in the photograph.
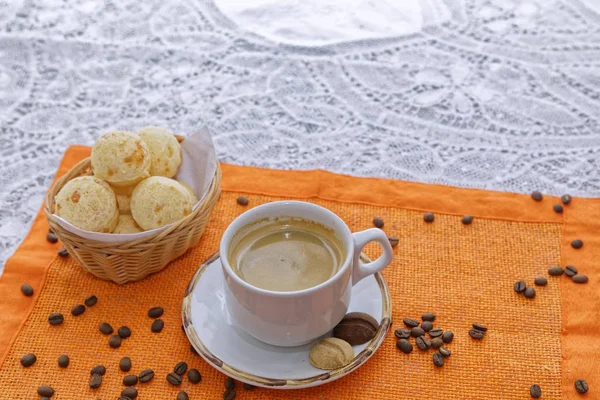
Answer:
[53,127,217,243]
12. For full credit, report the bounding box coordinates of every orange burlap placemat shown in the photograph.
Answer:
[1,146,599,399]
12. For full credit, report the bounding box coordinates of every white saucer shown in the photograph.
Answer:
[182,253,392,389]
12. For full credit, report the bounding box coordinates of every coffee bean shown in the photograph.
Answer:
[424,212,435,223]
[47,232,58,243]
[48,312,64,326]
[225,377,236,391]
[553,204,563,213]
[373,217,384,228]
[123,375,138,386]
[84,295,97,307]
[421,321,433,332]
[388,236,399,247]
[461,215,473,225]
[174,361,188,376]
[37,385,54,397]
[396,339,413,354]
[422,312,436,322]
[167,372,182,386]
[431,337,443,349]
[20,283,34,297]
[415,336,431,351]
[121,388,138,399]
[439,347,452,357]
[190,345,199,355]
[394,328,410,340]
[71,304,85,316]
[572,274,589,284]
[574,379,589,394]
[151,319,164,333]
[411,327,425,337]
[177,391,189,400]
[148,307,164,318]
[530,384,542,398]
[90,365,106,375]
[514,281,526,293]
[561,194,572,205]
[236,195,249,206]
[109,334,122,348]
[58,247,69,257]
[333,312,379,345]
[571,239,583,249]
[243,383,256,390]
[469,329,484,339]
[118,397,132,400]
[524,287,536,298]
[534,277,548,286]
[57,355,69,368]
[139,369,154,383]
[428,328,443,338]
[403,318,420,328]
[188,368,201,384]
[89,373,102,389]
[433,352,444,367]
[99,322,113,335]
[531,191,543,201]
[118,326,132,339]
[223,390,236,400]
[442,331,454,344]
[20,353,36,367]
[565,265,578,277]
[120,357,132,372]
[548,266,564,276]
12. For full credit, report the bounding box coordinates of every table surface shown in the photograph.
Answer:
[1,0,600,271]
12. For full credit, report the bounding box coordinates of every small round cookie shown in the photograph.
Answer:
[55,176,118,233]
[91,131,151,187]
[130,177,195,230]
[137,126,182,178]
[309,337,354,370]
[113,213,143,234]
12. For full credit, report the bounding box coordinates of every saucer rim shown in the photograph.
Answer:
[182,252,392,389]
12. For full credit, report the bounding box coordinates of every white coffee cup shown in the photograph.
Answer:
[220,200,393,347]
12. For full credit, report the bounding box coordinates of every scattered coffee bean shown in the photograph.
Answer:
[139,369,155,383]
[71,304,85,316]
[167,372,182,386]
[553,204,563,213]
[121,387,138,399]
[90,365,106,375]
[99,322,113,335]
[243,383,256,390]
[534,277,548,286]
[574,379,589,394]
[20,353,36,367]
[431,337,443,349]
[531,191,543,201]
[461,215,473,225]
[442,331,454,344]
[572,274,589,284]
[415,336,431,351]
[20,283,34,297]
[37,385,54,397]
[118,326,132,339]
[223,390,236,400]
[422,312,435,322]
[548,266,564,276]
[48,312,64,326]
[236,196,249,206]
[394,328,410,340]
[118,397,132,400]
[403,318,420,328]
[109,334,122,348]
[514,281,527,293]
[424,212,435,223]
[225,377,236,391]
[565,265,578,277]
[433,352,444,367]
[123,375,138,386]
[373,217,384,228]
[428,328,443,338]
[571,239,583,249]
[84,295,97,307]
[190,345,199,355]
[89,373,102,389]
[421,321,433,332]
[188,369,202,384]
[439,347,452,357]
[524,287,536,298]
[469,329,484,340]
[561,194,572,205]
[120,357,132,372]
[396,339,413,354]
[388,236,399,247]
[151,319,164,333]
[58,247,69,257]
[411,327,425,337]
[332,312,379,345]
[46,232,58,243]
[177,391,189,400]
[57,355,69,368]
[174,361,188,376]
[148,307,164,318]
[530,384,542,398]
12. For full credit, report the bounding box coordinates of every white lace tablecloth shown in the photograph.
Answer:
[2,0,600,271]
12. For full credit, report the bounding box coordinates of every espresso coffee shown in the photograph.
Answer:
[228,218,345,292]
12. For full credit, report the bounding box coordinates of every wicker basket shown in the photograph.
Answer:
[44,136,221,284]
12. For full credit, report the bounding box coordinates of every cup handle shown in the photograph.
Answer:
[351,228,394,285]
